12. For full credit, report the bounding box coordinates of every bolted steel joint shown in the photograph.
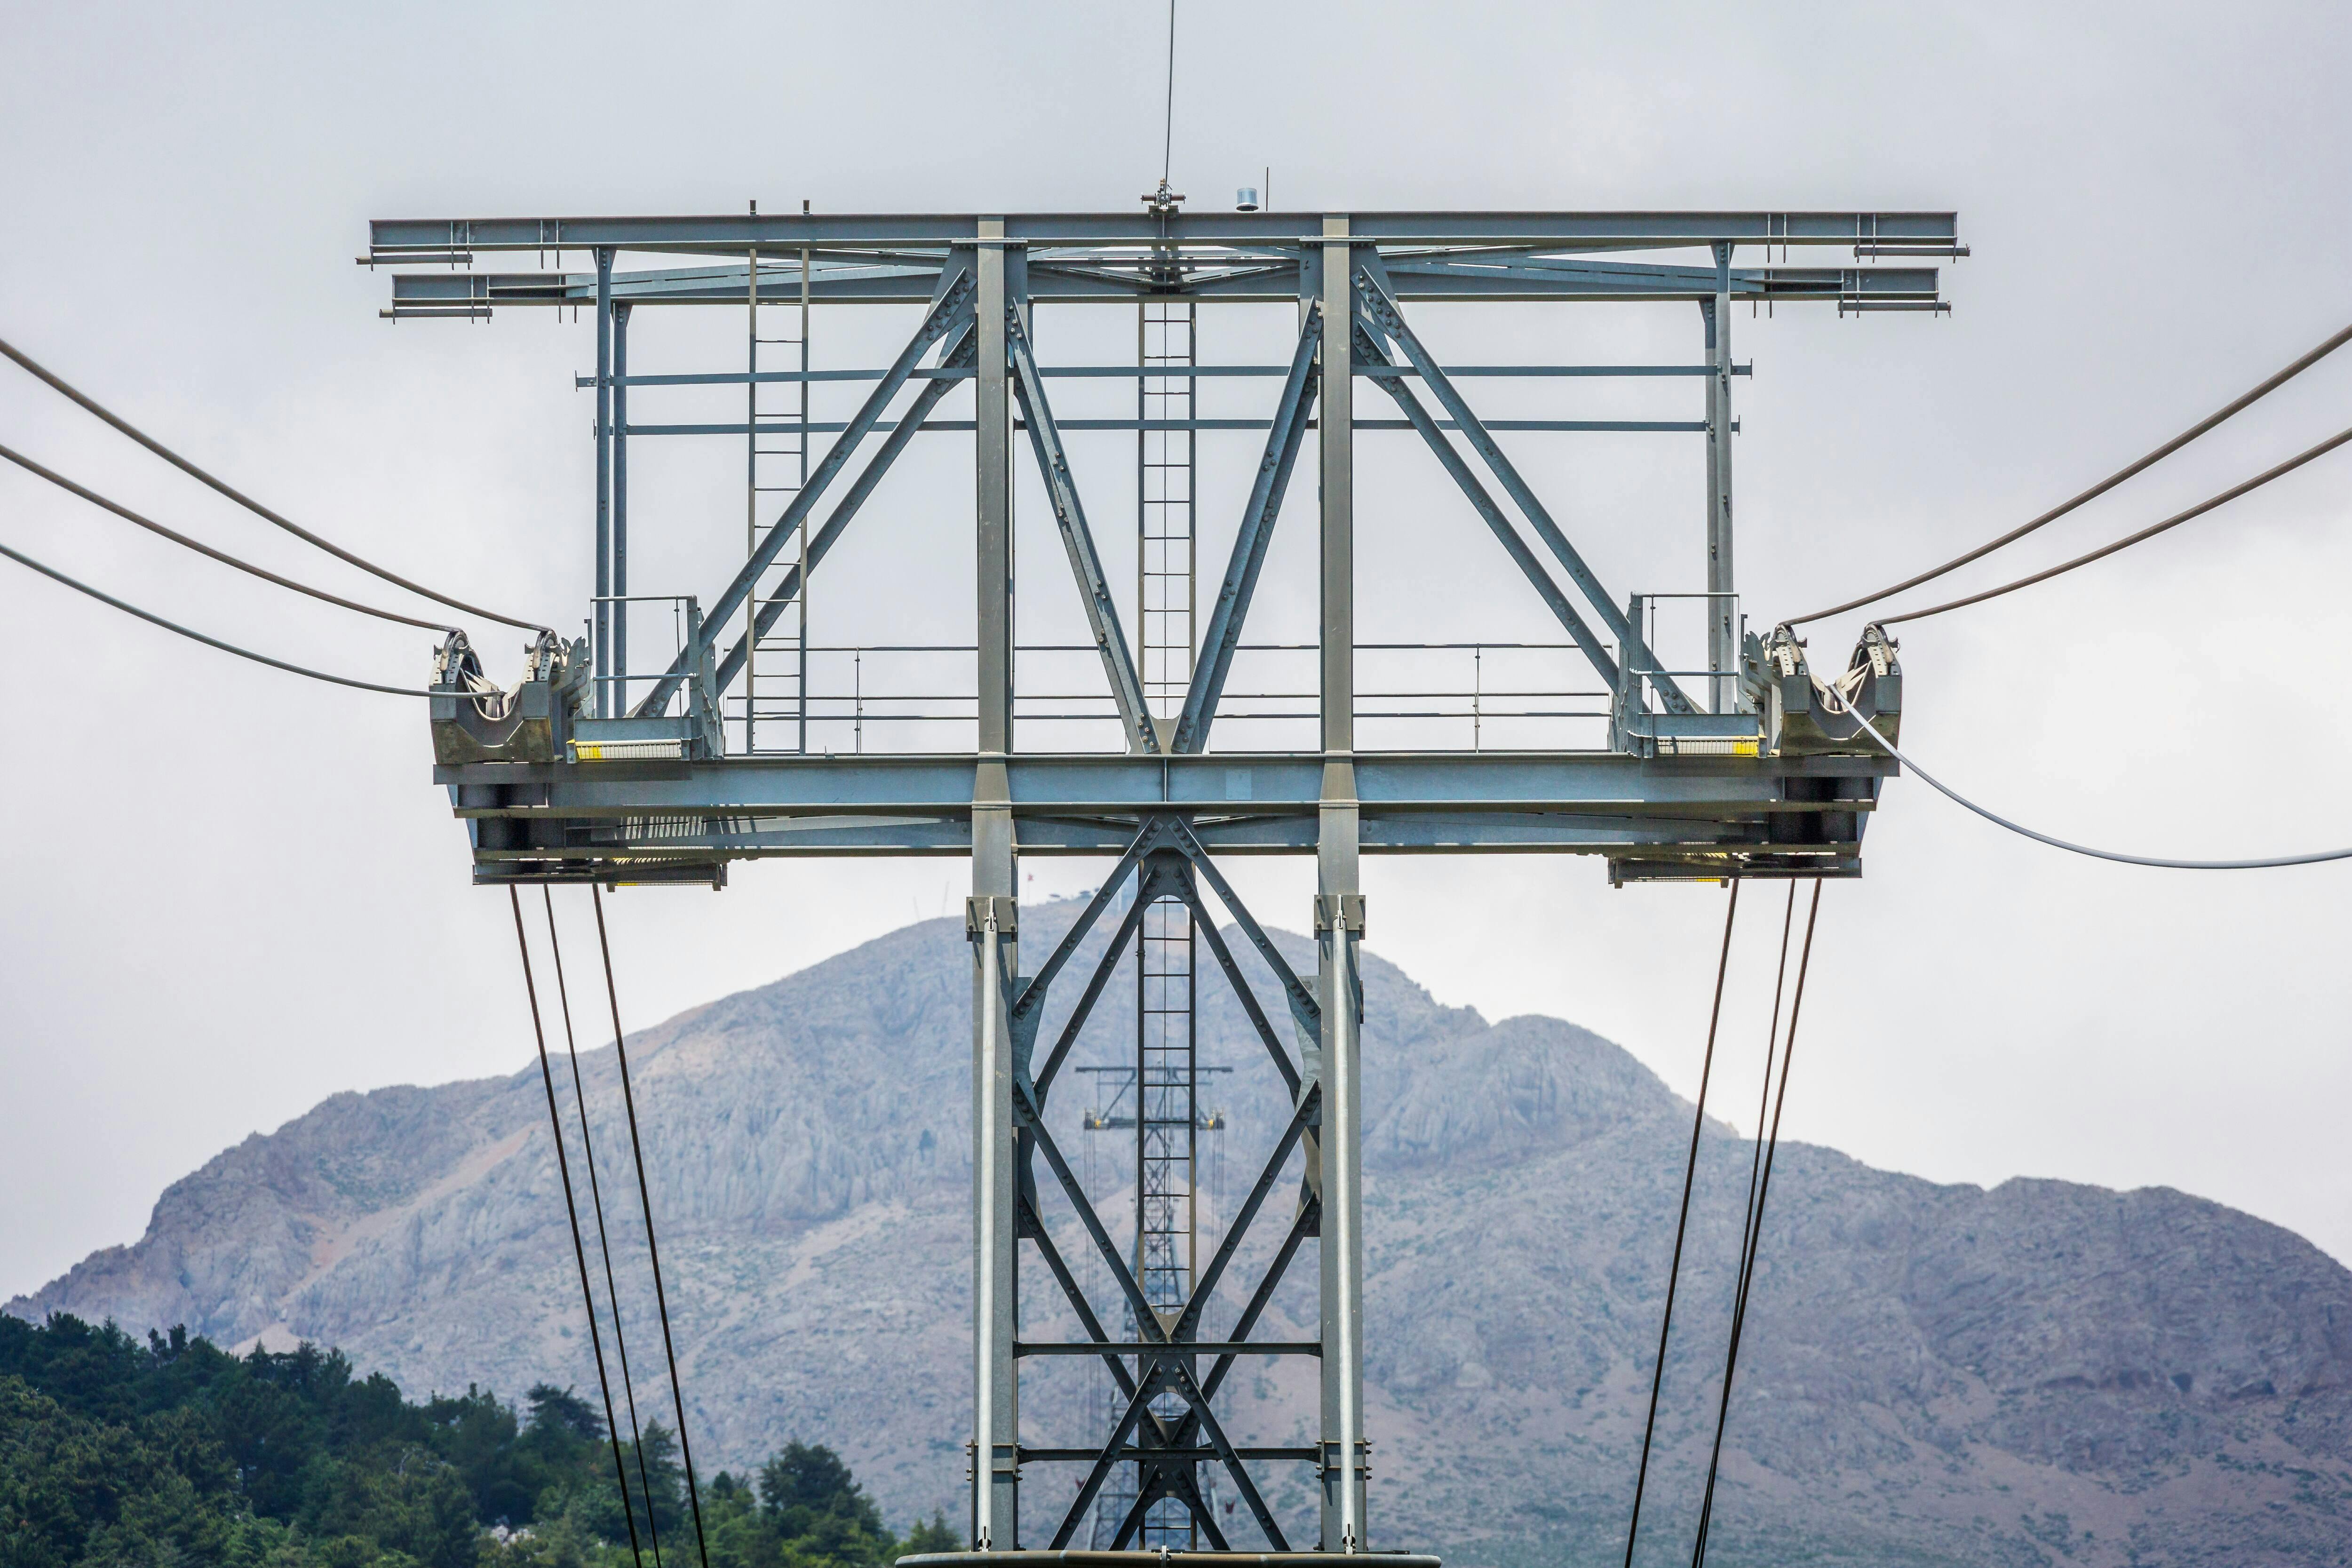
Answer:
[1312,892,1366,937]
[965,894,1018,939]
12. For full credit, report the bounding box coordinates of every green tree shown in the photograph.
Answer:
[899,1514,958,1557]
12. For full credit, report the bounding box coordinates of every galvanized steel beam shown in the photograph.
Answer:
[370,209,1960,255]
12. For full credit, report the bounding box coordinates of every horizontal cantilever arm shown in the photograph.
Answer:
[1353,255,1696,716]
[633,257,976,716]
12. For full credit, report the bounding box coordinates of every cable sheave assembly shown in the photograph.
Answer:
[1789,318,2352,626]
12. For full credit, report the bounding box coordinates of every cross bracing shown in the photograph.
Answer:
[401,205,1949,1554]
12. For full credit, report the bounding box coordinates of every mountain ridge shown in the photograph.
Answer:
[16,901,2352,1567]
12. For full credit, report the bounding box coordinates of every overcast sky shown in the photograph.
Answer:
[5,0,2352,1301]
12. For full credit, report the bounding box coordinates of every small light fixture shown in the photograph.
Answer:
[1235,186,1260,212]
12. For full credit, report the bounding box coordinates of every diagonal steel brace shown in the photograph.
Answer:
[635,257,976,716]
[708,316,979,699]
[1007,307,1158,754]
[1352,320,1621,692]
[1354,255,1695,715]
[1172,303,1322,754]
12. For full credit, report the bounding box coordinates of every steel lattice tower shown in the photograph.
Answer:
[401,202,1948,1562]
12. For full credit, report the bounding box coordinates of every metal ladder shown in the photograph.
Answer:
[1090,297,1216,1550]
[1138,300,1197,728]
[743,245,811,754]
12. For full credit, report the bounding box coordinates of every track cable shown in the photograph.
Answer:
[1870,421,2352,626]
[0,534,463,697]
[1690,880,1821,1567]
[544,891,667,1566]
[591,885,712,1568]
[508,888,647,1568]
[1790,318,2352,626]
[1622,879,1741,1568]
[0,440,459,632]
[1824,681,2352,868]
[0,334,548,632]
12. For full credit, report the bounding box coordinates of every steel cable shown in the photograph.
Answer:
[0,534,456,697]
[1690,880,1820,1568]
[543,891,667,1567]
[1788,319,2352,625]
[0,439,458,632]
[1622,879,1741,1568]
[509,889,648,1568]
[0,334,548,632]
[590,886,712,1568]
[1873,422,2352,625]
[1161,0,1177,186]
[1822,683,2352,868]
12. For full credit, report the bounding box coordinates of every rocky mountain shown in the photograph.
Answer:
[15,900,2352,1568]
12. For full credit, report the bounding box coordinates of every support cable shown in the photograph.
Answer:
[1822,679,2352,869]
[1690,881,1821,1568]
[589,885,712,1568]
[0,534,456,697]
[0,334,549,632]
[0,440,457,631]
[508,889,647,1568]
[543,891,666,1567]
[1788,318,2352,625]
[1869,422,2352,625]
[1621,879,1741,1568]
[1161,0,1177,186]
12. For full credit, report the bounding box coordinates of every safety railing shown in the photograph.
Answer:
[706,640,1620,755]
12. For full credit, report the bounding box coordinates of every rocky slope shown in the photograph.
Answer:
[16,901,2352,1567]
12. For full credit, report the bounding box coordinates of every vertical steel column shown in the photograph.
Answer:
[1705,242,1736,712]
[612,302,631,707]
[969,221,1020,1551]
[1317,216,1369,1552]
[744,244,759,752]
[593,247,614,718]
[798,244,812,753]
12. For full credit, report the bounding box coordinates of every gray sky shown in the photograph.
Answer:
[6,0,2352,1301]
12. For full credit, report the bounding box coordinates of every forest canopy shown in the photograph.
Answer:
[0,1312,954,1568]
